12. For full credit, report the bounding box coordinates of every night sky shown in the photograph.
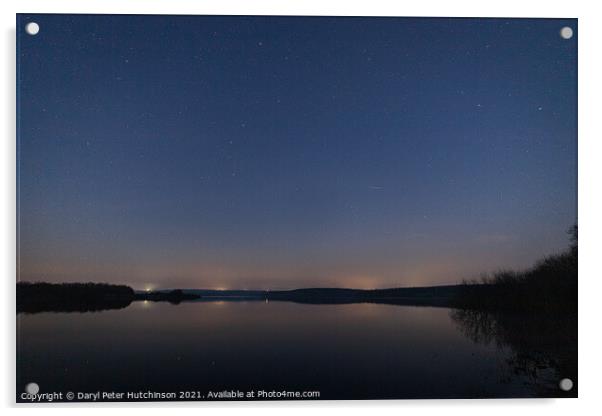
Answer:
[17,15,577,290]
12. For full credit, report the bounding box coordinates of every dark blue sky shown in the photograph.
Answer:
[17,15,577,289]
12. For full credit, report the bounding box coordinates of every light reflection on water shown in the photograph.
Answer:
[17,301,567,400]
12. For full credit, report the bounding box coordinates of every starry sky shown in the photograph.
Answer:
[17,15,577,290]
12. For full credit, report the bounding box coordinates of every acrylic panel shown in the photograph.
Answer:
[16,14,577,402]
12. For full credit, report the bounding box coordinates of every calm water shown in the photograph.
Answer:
[17,301,571,401]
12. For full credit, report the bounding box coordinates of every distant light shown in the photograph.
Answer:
[560,27,573,40]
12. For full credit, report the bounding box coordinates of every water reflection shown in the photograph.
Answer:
[17,301,575,401]
[450,308,577,397]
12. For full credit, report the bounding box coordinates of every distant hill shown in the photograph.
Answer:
[179,289,268,298]
[177,286,462,307]
[135,289,200,303]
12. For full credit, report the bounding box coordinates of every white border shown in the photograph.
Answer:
[2,1,601,415]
